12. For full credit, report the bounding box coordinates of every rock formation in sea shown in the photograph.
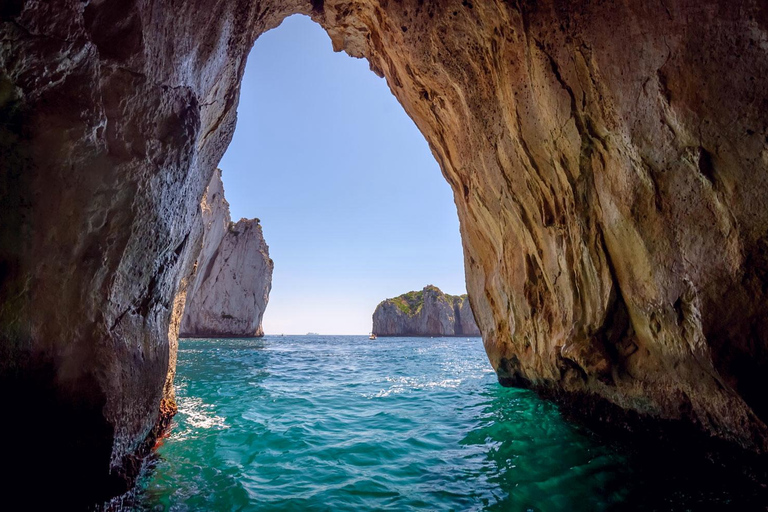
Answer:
[180,170,273,338]
[2,0,768,504]
[373,285,480,337]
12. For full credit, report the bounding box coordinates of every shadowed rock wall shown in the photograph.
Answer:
[2,0,768,503]
[0,0,298,503]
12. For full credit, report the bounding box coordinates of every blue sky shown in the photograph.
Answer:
[219,15,466,334]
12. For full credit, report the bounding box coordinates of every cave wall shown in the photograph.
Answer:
[1,0,768,503]
[0,0,302,502]
[318,0,768,451]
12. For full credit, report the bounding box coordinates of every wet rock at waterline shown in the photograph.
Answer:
[372,285,480,337]
[180,170,273,338]
[2,0,768,504]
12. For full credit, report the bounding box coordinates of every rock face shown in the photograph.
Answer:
[2,0,768,504]
[373,285,480,336]
[180,169,273,338]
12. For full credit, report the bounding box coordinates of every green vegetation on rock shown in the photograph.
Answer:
[444,293,466,305]
[384,285,469,317]
[389,289,424,316]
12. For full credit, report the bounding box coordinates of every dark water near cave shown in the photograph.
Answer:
[130,336,764,511]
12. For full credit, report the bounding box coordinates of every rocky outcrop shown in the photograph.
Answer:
[373,285,480,336]
[3,0,768,504]
[180,170,273,338]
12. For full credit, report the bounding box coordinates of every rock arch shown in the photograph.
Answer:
[2,0,768,504]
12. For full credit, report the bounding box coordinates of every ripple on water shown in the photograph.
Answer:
[132,335,763,511]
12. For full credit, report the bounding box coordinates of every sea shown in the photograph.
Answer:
[129,335,766,511]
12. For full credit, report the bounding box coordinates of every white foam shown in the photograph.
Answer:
[364,376,462,398]
[170,395,228,440]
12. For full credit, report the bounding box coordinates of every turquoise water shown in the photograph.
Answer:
[132,336,762,511]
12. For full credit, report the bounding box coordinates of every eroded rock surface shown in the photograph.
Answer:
[373,285,480,336]
[319,0,768,455]
[2,0,768,504]
[180,169,273,338]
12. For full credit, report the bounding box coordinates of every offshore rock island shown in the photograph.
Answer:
[372,285,480,337]
[179,169,273,338]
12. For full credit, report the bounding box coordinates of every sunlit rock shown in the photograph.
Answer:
[180,169,273,338]
[372,285,480,336]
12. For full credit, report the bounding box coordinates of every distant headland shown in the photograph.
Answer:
[372,285,480,337]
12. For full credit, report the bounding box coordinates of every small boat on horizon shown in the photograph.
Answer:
[369,333,377,340]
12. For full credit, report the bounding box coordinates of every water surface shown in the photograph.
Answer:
[132,335,763,511]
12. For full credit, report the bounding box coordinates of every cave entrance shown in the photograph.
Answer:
[151,14,491,507]
[210,14,468,335]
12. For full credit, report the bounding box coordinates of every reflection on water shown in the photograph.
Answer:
[131,336,766,511]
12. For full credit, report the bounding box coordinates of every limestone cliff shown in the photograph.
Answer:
[3,0,768,504]
[373,285,480,336]
[180,170,273,338]
[456,296,482,337]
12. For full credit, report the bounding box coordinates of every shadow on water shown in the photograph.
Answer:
[460,385,632,512]
[466,384,768,512]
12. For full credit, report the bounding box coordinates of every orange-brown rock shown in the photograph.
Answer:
[1,0,768,504]
[316,0,768,455]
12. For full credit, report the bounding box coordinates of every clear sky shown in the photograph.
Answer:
[219,15,466,335]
